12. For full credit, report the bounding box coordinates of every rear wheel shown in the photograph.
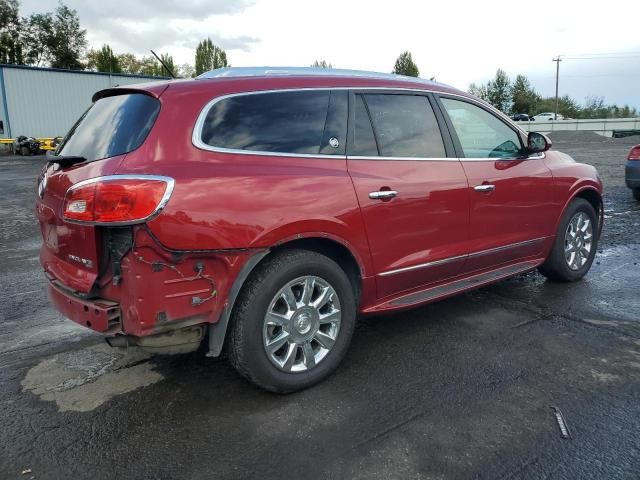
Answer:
[226,249,356,393]
[539,198,598,282]
[633,188,640,201]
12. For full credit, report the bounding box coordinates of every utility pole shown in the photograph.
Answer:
[552,56,562,120]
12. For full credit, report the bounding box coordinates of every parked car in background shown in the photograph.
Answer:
[511,113,531,121]
[15,136,41,155]
[36,67,604,393]
[532,112,564,121]
[626,144,640,200]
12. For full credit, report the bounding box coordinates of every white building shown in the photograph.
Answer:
[0,64,167,139]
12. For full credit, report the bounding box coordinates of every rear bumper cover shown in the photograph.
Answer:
[48,280,121,333]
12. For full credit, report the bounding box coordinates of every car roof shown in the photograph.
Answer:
[104,66,469,100]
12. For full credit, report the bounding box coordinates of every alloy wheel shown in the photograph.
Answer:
[564,212,593,270]
[263,275,341,373]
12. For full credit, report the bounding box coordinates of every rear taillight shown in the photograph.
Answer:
[628,145,640,161]
[63,175,174,225]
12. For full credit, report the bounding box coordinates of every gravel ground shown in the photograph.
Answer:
[0,137,638,480]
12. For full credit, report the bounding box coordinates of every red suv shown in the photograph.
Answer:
[36,68,603,392]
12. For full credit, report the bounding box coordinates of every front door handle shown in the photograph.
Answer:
[474,184,495,193]
[369,190,398,200]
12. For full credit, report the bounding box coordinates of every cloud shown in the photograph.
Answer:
[20,0,258,60]
[88,17,258,56]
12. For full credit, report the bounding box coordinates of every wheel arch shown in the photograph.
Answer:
[208,235,365,357]
[554,183,603,232]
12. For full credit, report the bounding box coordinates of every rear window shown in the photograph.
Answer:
[58,93,160,161]
[199,90,347,155]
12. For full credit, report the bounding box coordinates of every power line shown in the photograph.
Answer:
[562,54,640,60]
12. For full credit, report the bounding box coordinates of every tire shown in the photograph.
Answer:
[226,249,356,393]
[538,198,598,282]
[633,188,640,201]
[20,146,28,156]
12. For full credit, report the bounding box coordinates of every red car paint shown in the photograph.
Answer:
[35,72,603,349]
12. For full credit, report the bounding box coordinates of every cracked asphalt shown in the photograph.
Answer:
[1,133,639,479]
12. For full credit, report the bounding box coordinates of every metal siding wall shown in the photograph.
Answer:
[3,68,161,138]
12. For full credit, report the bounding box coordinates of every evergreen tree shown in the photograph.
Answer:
[311,59,332,68]
[194,38,228,75]
[510,74,539,115]
[392,51,419,77]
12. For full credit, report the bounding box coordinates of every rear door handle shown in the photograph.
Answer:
[474,184,495,193]
[369,190,398,200]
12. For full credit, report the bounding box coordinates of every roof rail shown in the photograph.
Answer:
[196,66,441,86]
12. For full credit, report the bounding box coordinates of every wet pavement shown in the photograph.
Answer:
[1,137,639,479]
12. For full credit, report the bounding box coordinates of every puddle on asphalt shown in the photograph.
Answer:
[21,344,163,412]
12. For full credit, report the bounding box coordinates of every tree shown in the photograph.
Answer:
[117,52,142,74]
[178,62,196,78]
[311,59,332,68]
[510,74,539,115]
[468,82,489,102]
[21,12,53,66]
[0,0,23,64]
[48,3,87,69]
[158,52,175,77]
[485,69,510,112]
[194,38,228,75]
[392,51,419,77]
[85,44,121,73]
[139,55,162,76]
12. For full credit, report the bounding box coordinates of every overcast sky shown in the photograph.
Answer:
[21,0,640,109]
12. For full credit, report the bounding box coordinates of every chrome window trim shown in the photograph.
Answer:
[348,156,454,162]
[63,174,175,226]
[192,86,537,160]
[192,88,348,159]
[378,237,548,277]
[459,152,546,162]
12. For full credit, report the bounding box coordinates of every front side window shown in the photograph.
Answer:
[357,94,446,158]
[200,90,347,155]
[440,98,523,159]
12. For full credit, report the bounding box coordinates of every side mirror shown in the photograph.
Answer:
[527,132,552,154]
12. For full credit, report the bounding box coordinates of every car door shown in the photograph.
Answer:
[436,95,555,272]
[347,91,470,299]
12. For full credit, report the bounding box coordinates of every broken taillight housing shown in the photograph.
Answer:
[628,145,640,161]
[63,175,174,225]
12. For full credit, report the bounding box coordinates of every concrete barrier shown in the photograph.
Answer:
[515,118,640,137]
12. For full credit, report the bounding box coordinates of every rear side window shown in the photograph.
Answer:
[200,90,347,155]
[358,94,446,158]
[58,93,160,162]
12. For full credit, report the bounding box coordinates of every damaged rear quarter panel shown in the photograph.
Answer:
[99,228,257,337]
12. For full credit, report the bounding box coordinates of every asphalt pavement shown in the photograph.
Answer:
[1,135,639,479]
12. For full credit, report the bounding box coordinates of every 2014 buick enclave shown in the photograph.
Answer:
[36,68,603,392]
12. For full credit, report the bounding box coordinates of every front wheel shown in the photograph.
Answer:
[539,198,598,282]
[226,249,356,393]
[633,188,640,201]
